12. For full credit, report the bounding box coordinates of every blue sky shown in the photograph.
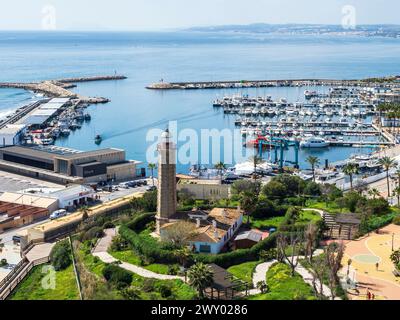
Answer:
[0,0,399,31]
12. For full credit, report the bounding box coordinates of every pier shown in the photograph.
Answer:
[146,77,399,90]
[0,75,127,104]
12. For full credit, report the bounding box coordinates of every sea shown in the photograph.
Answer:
[0,31,399,173]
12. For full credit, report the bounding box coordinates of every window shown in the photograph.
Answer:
[199,245,211,253]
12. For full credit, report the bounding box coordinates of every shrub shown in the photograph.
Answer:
[50,239,72,271]
[364,198,390,216]
[393,215,400,226]
[102,264,133,289]
[158,283,173,298]
[126,212,156,232]
[0,258,7,267]
[303,182,321,197]
[103,221,115,229]
[82,226,105,241]
[231,180,261,195]
[262,181,288,199]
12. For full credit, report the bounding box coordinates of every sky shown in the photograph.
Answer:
[0,0,399,31]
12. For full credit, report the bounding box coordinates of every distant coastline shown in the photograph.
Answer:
[185,23,400,39]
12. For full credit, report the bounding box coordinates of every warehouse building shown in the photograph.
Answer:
[0,124,27,147]
[0,145,142,184]
[17,98,70,126]
[0,192,58,233]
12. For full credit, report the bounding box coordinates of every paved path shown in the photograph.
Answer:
[293,256,335,299]
[92,228,184,281]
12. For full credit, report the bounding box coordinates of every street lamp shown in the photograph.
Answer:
[392,233,395,252]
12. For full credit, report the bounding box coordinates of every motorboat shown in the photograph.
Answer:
[300,137,330,148]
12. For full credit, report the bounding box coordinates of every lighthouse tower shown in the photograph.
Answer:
[156,129,177,234]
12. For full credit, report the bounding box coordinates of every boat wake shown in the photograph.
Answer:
[103,110,214,141]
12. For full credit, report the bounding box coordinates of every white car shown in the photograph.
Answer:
[50,209,67,220]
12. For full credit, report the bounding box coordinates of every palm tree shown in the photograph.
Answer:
[342,163,359,191]
[240,191,258,224]
[367,188,380,199]
[249,155,265,179]
[306,156,320,182]
[378,156,397,198]
[187,263,214,299]
[80,206,90,221]
[394,168,400,187]
[175,247,192,268]
[214,161,226,180]
[147,163,157,186]
[393,186,400,207]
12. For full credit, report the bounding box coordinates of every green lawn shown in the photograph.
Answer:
[298,210,322,223]
[306,200,342,214]
[10,264,79,300]
[247,263,315,300]
[109,250,176,275]
[76,241,195,300]
[227,261,260,285]
[250,216,285,229]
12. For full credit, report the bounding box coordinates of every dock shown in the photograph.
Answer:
[146,77,399,90]
[0,75,127,104]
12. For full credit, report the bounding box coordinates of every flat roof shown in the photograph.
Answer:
[19,99,69,125]
[0,146,61,160]
[0,192,57,209]
[55,148,124,160]
[0,124,26,135]
[0,146,124,162]
[49,185,95,198]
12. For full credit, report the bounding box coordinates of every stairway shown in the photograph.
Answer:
[323,213,357,240]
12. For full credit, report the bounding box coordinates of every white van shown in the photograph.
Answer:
[50,209,67,220]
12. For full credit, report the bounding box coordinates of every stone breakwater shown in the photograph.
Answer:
[146,77,400,90]
[0,75,127,104]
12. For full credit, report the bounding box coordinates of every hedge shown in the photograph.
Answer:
[126,212,156,232]
[120,212,278,269]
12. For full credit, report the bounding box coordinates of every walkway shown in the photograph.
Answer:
[25,243,55,262]
[92,228,184,281]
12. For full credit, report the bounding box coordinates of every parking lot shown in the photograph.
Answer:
[97,178,155,202]
[0,171,62,194]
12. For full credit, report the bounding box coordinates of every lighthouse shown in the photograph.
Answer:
[156,129,177,234]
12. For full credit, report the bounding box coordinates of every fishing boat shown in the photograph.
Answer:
[95,134,102,145]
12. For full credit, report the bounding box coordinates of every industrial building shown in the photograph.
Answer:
[0,192,58,233]
[0,185,96,232]
[17,98,71,126]
[0,145,142,184]
[0,124,27,147]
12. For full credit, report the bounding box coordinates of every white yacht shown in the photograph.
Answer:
[300,137,330,148]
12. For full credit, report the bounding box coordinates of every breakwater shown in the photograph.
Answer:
[146,77,399,90]
[0,75,127,104]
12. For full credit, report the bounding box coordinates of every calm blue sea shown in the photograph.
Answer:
[0,31,399,172]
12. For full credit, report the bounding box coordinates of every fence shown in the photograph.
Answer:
[0,256,50,300]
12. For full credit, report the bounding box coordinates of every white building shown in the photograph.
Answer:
[20,184,96,210]
[0,124,27,147]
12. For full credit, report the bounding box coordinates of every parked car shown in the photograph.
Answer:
[146,186,157,192]
[50,209,68,220]
[12,236,21,244]
[128,181,138,188]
